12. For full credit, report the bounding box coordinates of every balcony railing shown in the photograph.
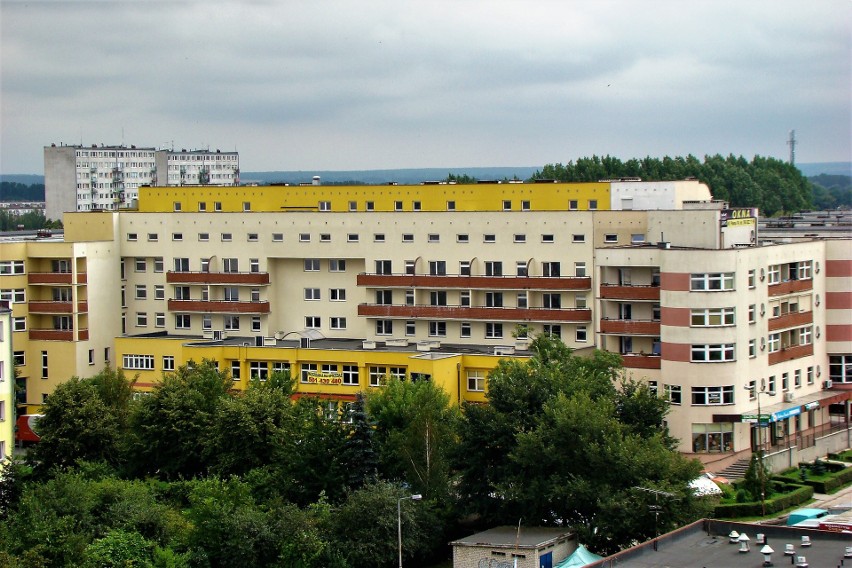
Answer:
[27,301,88,313]
[358,303,592,322]
[599,284,660,300]
[168,299,271,313]
[357,273,591,290]
[166,271,270,285]
[27,272,87,285]
[768,343,814,365]
[29,328,88,341]
[599,318,661,335]
[768,310,813,332]
[768,278,813,297]
[621,353,662,369]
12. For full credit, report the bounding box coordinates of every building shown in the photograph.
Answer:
[0,301,13,464]
[2,179,850,462]
[44,144,239,220]
[450,526,576,568]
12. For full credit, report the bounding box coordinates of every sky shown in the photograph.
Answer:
[1,0,850,174]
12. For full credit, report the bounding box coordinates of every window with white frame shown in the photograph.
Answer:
[304,316,320,329]
[467,370,486,392]
[304,288,321,301]
[369,366,386,386]
[664,384,682,404]
[575,326,588,342]
[329,259,346,272]
[330,288,346,301]
[136,312,147,327]
[405,320,416,336]
[330,317,347,330]
[123,354,155,370]
[690,307,735,327]
[690,273,735,291]
[163,356,175,372]
[135,284,147,300]
[375,320,393,335]
[224,315,240,330]
[691,385,734,405]
[485,323,503,339]
[691,344,736,362]
[249,361,269,381]
[574,262,586,277]
[175,314,191,329]
[460,322,471,338]
[767,333,780,353]
[342,365,359,385]
[429,321,447,337]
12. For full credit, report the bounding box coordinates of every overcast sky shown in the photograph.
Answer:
[1,0,849,174]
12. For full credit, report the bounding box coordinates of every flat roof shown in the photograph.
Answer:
[451,526,574,549]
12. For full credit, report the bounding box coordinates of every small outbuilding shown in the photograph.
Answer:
[450,526,576,568]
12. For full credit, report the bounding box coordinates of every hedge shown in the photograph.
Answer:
[713,483,813,518]
[775,463,852,494]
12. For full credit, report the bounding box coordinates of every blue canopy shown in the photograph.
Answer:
[556,544,603,568]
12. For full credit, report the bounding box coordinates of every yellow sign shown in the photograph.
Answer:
[306,371,343,385]
[726,218,756,227]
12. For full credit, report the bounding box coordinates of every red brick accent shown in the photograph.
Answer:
[660,272,690,291]
[826,292,852,309]
[825,259,852,277]
[826,325,852,342]
[661,342,691,362]
[660,307,691,327]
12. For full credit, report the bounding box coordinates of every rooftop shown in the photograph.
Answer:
[450,526,574,549]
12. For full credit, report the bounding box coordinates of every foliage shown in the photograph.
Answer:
[82,529,154,568]
[341,392,379,490]
[0,181,45,201]
[742,452,773,502]
[532,154,814,215]
[809,174,852,209]
[714,482,813,518]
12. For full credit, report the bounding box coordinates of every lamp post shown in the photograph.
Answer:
[746,381,775,516]
[398,493,422,568]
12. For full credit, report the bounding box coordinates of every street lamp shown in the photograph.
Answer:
[746,381,775,515]
[398,493,422,568]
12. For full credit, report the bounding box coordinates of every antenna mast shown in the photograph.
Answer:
[787,130,796,165]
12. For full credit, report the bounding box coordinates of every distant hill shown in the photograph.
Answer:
[796,162,851,177]
[0,174,45,185]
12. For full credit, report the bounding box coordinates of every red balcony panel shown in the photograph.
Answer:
[357,304,591,322]
[621,354,662,369]
[356,273,591,291]
[600,284,660,300]
[768,343,814,365]
[77,301,88,312]
[168,299,271,313]
[27,301,74,314]
[166,271,270,285]
[76,273,87,284]
[599,319,661,335]
[29,328,76,341]
[28,272,73,285]
[768,279,813,297]
[767,310,813,332]
[78,329,89,341]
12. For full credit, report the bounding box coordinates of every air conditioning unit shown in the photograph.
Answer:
[823,380,833,390]
[362,340,377,349]
[494,346,515,356]
[783,392,795,403]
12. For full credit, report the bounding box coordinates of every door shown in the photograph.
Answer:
[539,551,553,568]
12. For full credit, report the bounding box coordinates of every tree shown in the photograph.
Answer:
[127,360,231,479]
[341,392,379,490]
[29,369,135,474]
[367,377,459,499]
[82,529,154,568]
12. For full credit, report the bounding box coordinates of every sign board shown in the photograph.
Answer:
[742,414,770,424]
[771,406,801,422]
[305,371,343,385]
[720,208,758,227]
[804,401,820,411]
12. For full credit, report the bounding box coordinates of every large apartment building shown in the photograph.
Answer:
[44,144,239,220]
[2,179,849,466]
[0,301,13,464]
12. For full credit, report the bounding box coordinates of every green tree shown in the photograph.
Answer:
[341,392,379,490]
[82,529,154,568]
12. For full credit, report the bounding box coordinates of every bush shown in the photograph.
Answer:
[714,483,812,518]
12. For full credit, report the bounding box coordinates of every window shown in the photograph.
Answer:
[12,317,26,332]
[304,259,320,272]
[231,361,242,381]
[767,264,781,284]
[576,294,587,309]
[691,386,734,405]
[173,257,190,272]
[485,261,502,276]
[342,365,359,385]
[543,293,561,309]
[429,321,447,337]
[768,375,776,393]
[0,289,25,303]
[248,258,259,273]
[330,288,346,301]
[375,320,393,335]
[413,201,421,211]
[318,200,331,211]
[214,201,222,211]
[428,234,440,243]
[247,233,258,242]
[485,292,503,307]
[574,262,586,277]
[748,304,756,323]
[224,287,240,301]
[251,316,261,332]
[376,290,393,305]
[173,232,186,242]
[320,233,331,243]
[514,234,526,243]
[588,199,598,210]
[375,260,392,275]
[272,362,291,376]
[458,290,470,307]
[305,316,320,329]
[794,369,802,388]
[541,234,555,243]
[329,259,346,272]
[330,317,347,330]
[406,320,416,336]
[429,261,446,275]
[485,323,503,339]
[459,261,471,275]
[690,308,735,327]
[123,354,155,370]
[748,269,756,288]
[692,423,733,453]
[245,361,268,381]
[173,202,182,211]
[135,284,147,300]
[502,200,511,211]
[366,201,375,211]
[221,233,232,242]
[175,314,191,329]
[13,351,24,366]
[369,366,386,387]
[604,234,618,243]
[153,257,164,272]
[457,234,469,243]
[807,365,815,385]
[273,233,283,242]
[799,326,812,345]
[174,286,190,300]
[483,234,496,243]
[198,202,207,212]
[136,312,148,327]
[568,200,578,210]
[467,370,486,392]
[542,262,561,277]
[395,200,403,211]
[304,288,321,300]
[405,260,416,275]
[631,234,645,244]
[299,233,311,243]
[243,202,251,212]
[163,356,175,372]
[41,350,48,378]
[798,260,812,279]
[347,233,359,243]
[430,291,447,306]
[155,312,166,328]
[135,258,147,272]
[127,233,138,242]
[521,200,531,211]
[690,273,735,291]
[664,384,682,404]
[749,339,757,358]
[517,292,528,308]
[202,314,212,330]
[223,315,239,330]
[447,201,456,211]
[147,233,158,242]
[402,234,414,243]
[575,326,588,342]
[572,234,585,243]
[460,322,471,338]
[691,344,736,362]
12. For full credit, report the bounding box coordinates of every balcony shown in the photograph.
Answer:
[600,284,660,301]
[768,279,812,297]
[599,318,661,335]
[621,354,662,369]
[27,301,88,314]
[768,343,814,365]
[168,299,271,313]
[357,273,592,291]
[29,328,88,341]
[768,310,813,332]
[28,272,73,285]
[358,303,592,322]
[166,271,270,286]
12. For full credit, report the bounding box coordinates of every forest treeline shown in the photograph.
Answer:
[0,336,712,568]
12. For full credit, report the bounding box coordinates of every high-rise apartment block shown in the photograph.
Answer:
[2,179,849,469]
[44,144,239,220]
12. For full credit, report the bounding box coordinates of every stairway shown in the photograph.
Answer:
[716,458,751,480]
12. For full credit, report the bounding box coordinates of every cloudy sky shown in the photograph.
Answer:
[1,1,849,174]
